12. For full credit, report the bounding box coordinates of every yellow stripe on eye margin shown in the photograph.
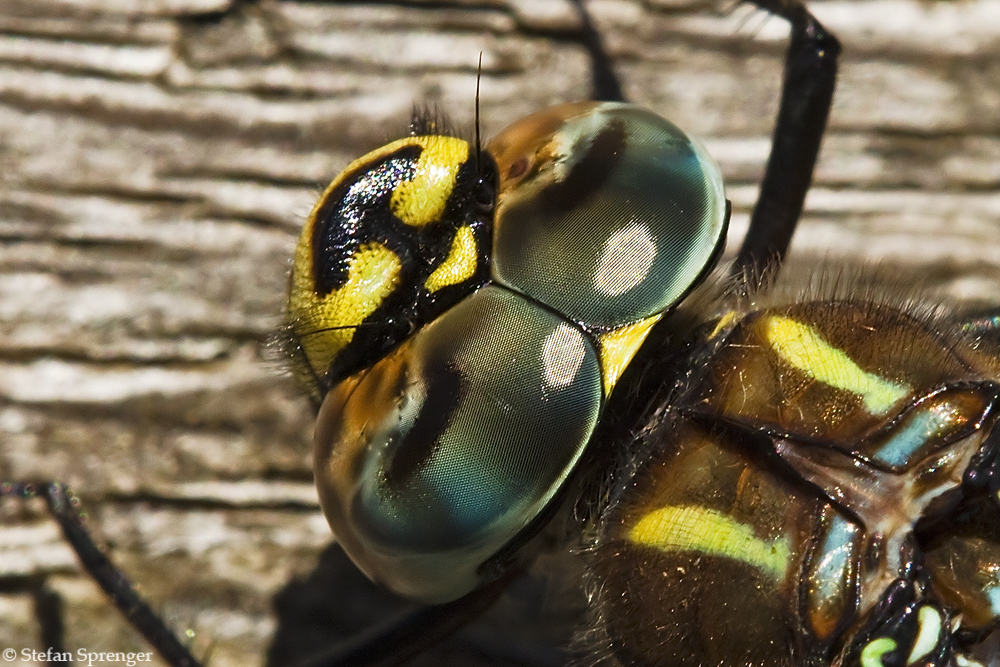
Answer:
[628,505,791,581]
[764,315,910,416]
[596,313,661,396]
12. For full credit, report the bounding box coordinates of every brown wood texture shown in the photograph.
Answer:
[1,0,999,665]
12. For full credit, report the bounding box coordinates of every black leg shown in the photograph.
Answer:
[568,0,626,102]
[0,482,203,667]
[729,0,840,291]
[32,583,71,665]
[0,574,71,664]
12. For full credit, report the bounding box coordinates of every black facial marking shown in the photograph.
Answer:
[310,145,422,296]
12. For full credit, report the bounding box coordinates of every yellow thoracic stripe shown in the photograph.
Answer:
[763,315,910,415]
[389,136,469,227]
[628,505,791,581]
[425,225,478,292]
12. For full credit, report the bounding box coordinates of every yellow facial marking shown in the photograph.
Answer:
[308,136,466,221]
[390,136,470,227]
[861,637,897,667]
[288,241,402,379]
[424,226,478,293]
[628,505,791,581]
[596,314,661,395]
[764,315,910,415]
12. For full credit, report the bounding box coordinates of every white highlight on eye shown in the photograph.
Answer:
[542,324,586,389]
[593,221,657,297]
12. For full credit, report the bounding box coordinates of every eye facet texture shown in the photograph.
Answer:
[489,102,727,329]
[314,286,602,602]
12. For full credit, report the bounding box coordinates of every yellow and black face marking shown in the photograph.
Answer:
[590,294,1000,667]
[287,134,496,403]
[287,101,729,603]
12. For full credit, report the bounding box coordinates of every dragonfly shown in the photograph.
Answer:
[0,1,996,667]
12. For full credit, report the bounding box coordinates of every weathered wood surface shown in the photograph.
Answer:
[0,0,999,665]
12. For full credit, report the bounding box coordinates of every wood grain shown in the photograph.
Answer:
[1,0,998,665]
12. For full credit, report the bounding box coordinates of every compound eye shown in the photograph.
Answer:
[313,285,602,603]
[487,102,727,329]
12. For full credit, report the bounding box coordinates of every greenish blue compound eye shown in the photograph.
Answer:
[314,286,603,601]
[490,103,728,328]
[302,101,729,603]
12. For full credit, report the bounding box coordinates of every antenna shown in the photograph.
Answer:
[475,52,483,174]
